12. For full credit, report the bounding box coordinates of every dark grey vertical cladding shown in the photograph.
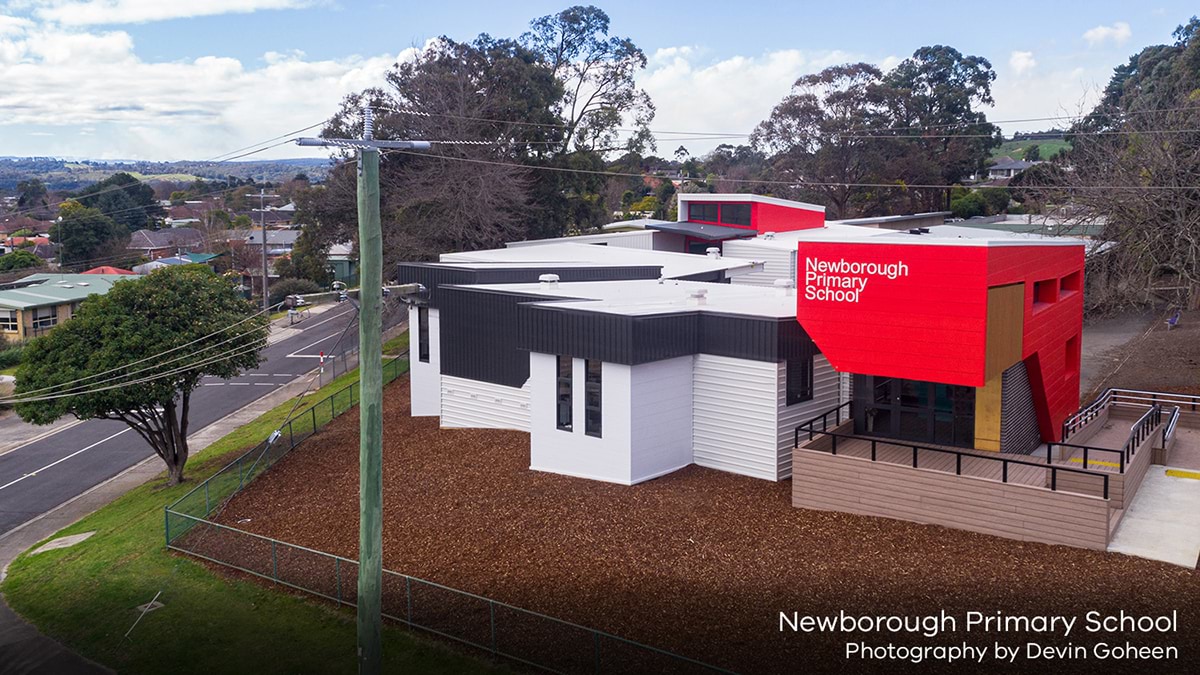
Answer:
[439,288,548,387]
[999,360,1041,455]
[699,314,817,362]
[520,306,635,363]
[630,314,700,363]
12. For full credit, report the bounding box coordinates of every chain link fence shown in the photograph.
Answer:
[165,358,732,674]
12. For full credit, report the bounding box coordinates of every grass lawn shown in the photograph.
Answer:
[0,365,16,377]
[1,360,497,675]
[992,138,1071,160]
[382,330,409,357]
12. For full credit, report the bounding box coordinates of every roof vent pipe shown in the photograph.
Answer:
[706,247,721,259]
[538,273,560,290]
[774,278,794,297]
[687,289,708,306]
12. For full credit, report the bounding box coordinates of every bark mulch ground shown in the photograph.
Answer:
[197,379,1200,674]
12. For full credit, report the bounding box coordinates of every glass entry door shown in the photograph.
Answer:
[853,376,975,448]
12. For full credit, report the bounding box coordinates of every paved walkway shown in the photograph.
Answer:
[0,346,332,674]
[1109,468,1200,568]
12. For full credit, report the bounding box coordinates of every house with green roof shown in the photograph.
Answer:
[0,273,138,343]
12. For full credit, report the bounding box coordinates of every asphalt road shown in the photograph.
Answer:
[0,304,362,537]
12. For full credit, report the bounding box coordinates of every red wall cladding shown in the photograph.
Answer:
[987,245,1085,441]
[795,242,991,386]
[795,240,1085,442]
[754,202,824,234]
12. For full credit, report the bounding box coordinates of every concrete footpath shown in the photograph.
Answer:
[0,364,329,675]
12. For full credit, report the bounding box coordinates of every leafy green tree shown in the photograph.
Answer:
[950,191,986,218]
[49,201,127,267]
[16,179,48,212]
[75,172,162,233]
[752,63,889,218]
[1023,144,1040,162]
[881,45,1001,211]
[272,231,333,287]
[268,277,323,307]
[9,228,34,238]
[0,250,44,272]
[14,266,269,484]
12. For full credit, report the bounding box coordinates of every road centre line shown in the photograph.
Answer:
[0,428,133,492]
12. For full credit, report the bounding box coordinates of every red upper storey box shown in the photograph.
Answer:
[677,193,825,235]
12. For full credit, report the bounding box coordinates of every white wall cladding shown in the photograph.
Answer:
[629,356,694,482]
[693,355,780,479]
[721,241,794,287]
[409,306,441,417]
[440,375,530,431]
[775,355,841,479]
[529,354,635,484]
[694,354,840,481]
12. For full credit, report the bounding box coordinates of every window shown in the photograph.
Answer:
[1032,279,1057,309]
[719,203,751,227]
[417,306,430,363]
[1065,335,1080,376]
[584,359,602,437]
[0,310,16,332]
[786,354,814,405]
[688,202,719,222]
[30,306,57,330]
[556,355,573,431]
[1061,270,1082,295]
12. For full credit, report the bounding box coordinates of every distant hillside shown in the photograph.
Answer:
[0,157,333,192]
[991,138,1070,161]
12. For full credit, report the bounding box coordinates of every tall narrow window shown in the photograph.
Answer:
[584,359,602,438]
[417,306,430,363]
[556,355,573,431]
[786,354,814,405]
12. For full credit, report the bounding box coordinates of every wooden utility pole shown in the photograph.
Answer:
[296,108,428,675]
[252,188,279,312]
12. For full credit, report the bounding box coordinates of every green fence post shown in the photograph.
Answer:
[164,507,170,547]
[272,540,278,581]
[239,456,244,491]
[332,394,336,419]
[311,407,316,433]
[288,420,294,449]
[406,576,412,624]
[204,481,210,515]
[336,559,342,605]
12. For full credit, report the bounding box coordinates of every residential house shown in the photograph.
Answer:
[0,273,137,343]
[987,156,1038,180]
[127,227,205,260]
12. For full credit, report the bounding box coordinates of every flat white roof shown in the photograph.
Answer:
[726,223,897,251]
[676,192,826,212]
[791,224,1086,248]
[465,278,797,319]
[440,242,764,279]
[503,230,652,248]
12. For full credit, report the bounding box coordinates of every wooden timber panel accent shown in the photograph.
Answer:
[976,284,1025,451]
[792,448,1110,550]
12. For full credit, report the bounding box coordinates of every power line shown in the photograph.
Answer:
[5,301,284,400]
[380,147,1200,192]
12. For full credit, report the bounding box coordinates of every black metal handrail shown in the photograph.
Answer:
[799,426,1111,500]
[794,401,851,448]
[1044,440,1126,473]
[1121,404,1162,460]
[1062,388,1199,440]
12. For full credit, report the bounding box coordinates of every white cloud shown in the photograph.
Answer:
[1082,21,1132,47]
[1008,50,1036,75]
[0,23,426,159]
[22,0,317,26]
[639,47,860,155]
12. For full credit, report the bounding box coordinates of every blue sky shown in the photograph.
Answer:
[0,1,1194,161]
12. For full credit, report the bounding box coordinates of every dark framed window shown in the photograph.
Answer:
[688,202,719,222]
[584,359,602,437]
[417,306,430,363]
[786,354,814,405]
[1032,279,1057,308]
[1061,270,1082,295]
[556,355,573,431]
[719,203,751,227]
